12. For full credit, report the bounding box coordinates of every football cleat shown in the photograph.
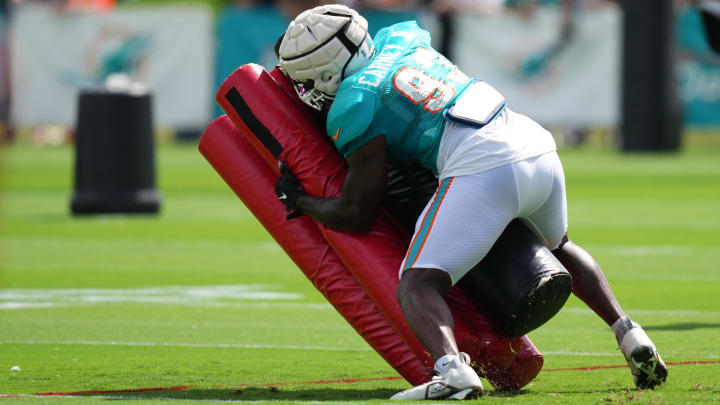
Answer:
[626,344,668,389]
[619,327,668,389]
[390,353,483,400]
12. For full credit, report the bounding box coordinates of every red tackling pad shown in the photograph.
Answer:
[200,116,429,384]
[200,63,543,389]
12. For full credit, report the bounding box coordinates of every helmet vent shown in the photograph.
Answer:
[305,25,318,41]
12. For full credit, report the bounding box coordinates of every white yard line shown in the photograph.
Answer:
[0,285,303,301]
[0,339,640,357]
[562,307,720,316]
[0,285,310,310]
[0,339,373,352]
[543,350,617,357]
[4,287,717,317]
[0,302,68,310]
[0,301,332,310]
[589,245,695,256]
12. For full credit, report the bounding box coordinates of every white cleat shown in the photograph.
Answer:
[619,326,668,389]
[390,353,483,400]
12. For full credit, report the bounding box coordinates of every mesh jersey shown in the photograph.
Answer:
[326,21,472,173]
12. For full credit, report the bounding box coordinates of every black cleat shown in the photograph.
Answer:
[628,345,668,389]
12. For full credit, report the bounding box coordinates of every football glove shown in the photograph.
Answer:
[275,162,305,216]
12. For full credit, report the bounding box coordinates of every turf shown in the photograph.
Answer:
[1,136,719,403]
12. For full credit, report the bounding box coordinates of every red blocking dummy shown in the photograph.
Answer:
[445,288,543,389]
[217,64,432,367]
[268,66,543,389]
[489,336,544,391]
[216,64,543,389]
[199,115,430,385]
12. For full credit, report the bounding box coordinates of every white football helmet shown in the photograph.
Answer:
[277,4,375,110]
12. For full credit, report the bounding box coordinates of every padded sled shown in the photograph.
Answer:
[384,162,573,338]
[210,63,549,389]
[199,115,429,385]
[218,64,432,366]
[459,220,573,338]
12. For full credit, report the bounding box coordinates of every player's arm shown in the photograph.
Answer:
[296,135,387,232]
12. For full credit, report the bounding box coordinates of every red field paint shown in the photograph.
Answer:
[544,359,720,373]
[4,359,717,398]
[665,360,720,366]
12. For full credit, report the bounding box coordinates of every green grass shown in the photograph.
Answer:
[1,138,719,403]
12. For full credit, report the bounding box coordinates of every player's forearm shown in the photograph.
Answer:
[296,194,376,232]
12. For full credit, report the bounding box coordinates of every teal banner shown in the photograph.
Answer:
[215,6,418,116]
[216,5,288,115]
[677,6,720,127]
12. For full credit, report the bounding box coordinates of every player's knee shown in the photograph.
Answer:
[550,232,570,254]
[398,267,452,301]
[396,276,408,306]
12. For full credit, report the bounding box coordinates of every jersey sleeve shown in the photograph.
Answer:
[403,21,432,47]
[326,90,377,158]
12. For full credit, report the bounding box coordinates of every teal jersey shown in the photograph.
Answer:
[326,21,472,173]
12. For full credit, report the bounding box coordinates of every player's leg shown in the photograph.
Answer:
[519,152,667,389]
[552,240,624,326]
[516,152,625,325]
[394,267,482,400]
[393,170,518,400]
[396,267,456,361]
[553,241,667,388]
[510,153,624,324]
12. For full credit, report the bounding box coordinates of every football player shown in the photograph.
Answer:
[273,4,667,400]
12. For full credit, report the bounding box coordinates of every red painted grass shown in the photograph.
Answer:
[544,359,720,372]
[3,359,717,398]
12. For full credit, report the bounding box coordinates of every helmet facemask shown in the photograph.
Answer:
[292,78,335,111]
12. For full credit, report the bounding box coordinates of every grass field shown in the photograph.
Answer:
[1,136,719,404]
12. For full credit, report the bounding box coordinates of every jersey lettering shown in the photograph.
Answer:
[358,76,381,86]
[358,47,403,88]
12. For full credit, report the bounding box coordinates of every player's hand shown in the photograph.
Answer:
[275,162,305,214]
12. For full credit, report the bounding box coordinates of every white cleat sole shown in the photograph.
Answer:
[447,388,482,400]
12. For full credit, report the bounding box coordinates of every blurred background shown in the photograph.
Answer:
[0,3,718,397]
[0,0,718,149]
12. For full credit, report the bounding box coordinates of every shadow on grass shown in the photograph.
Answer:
[76,387,535,401]
[78,387,400,401]
[644,322,720,331]
[486,389,532,398]
[20,213,72,222]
